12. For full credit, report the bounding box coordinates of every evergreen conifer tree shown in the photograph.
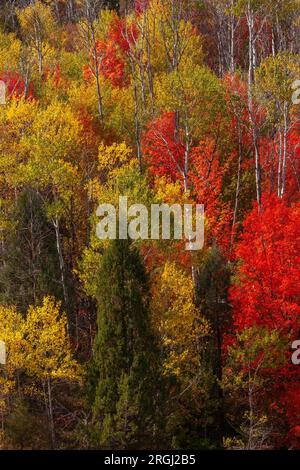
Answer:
[195,245,232,448]
[87,238,162,449]
[0,188,62,312]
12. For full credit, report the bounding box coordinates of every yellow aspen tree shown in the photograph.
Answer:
[151,261,209,378]
[23,296,81,449]
[17,1,56,75]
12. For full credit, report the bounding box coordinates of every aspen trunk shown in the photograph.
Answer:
[92,28,104,121]
[280,101,289,197]
[53,217,68,305]
[247,3,261,206]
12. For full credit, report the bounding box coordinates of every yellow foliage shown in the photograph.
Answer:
[0,298,81,416]
[23,297,81,381]
[17,0,56,75]
[0,31,21,72]
[98,141,133,175]
[17,1,56,46]
[0,99,38,186]
[141,0,204,74]
[88,142,135,201]
[0,305,25,376]
[0,306,25,414]
[151,261,209,376]
[154,176,192,204]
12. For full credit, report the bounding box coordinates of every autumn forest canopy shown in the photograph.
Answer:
[0,0,299,451]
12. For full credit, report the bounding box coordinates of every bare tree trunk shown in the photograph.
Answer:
[129,55,142,173]
[80,1,104,121]
[253,125,261,206]
[183,113,197,284]
[280,101,289,197]
[144,12,155,114]
[247,2,261,206]
[52,217,68,305]
[247,2,255,91]
[277,128,283,196]
[229,1,235,76]
[91,27,104,121]
[247,365,254,450]
[29,190,37,304]
[37,45,43,75]
[231,120,243,244]
[271,27,276,57]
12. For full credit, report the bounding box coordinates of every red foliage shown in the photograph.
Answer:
[230,195,300,447]
[142,112,232,252]
[191,140,232,252]
[100,42,127,87]
[223,73,249,102]
[83,15,139,88]
[231,194,300,333]
[83,39,127,88]
[0,70,34,99]
[142,112,186,181]
[108,17,139,55]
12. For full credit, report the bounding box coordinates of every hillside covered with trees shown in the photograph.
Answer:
[0,0,299,450]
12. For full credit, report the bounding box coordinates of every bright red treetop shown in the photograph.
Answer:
[191,140,232,253]
[142,112,233,252]
[108,17,139,55]
[231,194,300,333]
[83,16,139,88]
[142,112,186,182]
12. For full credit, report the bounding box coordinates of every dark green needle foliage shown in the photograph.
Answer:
[87,238,163,449]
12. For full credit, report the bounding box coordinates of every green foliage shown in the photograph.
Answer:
[87,238,163,449]
[0,188,62,311]
[255,52,300,125]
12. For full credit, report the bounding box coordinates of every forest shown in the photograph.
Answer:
[0,0,299,450]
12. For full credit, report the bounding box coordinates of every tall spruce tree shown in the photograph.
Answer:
[195,245,232,448]
[87,238,162,449]
[0,188,62,312]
